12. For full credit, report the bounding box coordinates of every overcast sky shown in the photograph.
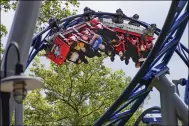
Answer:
[1,1,188,110]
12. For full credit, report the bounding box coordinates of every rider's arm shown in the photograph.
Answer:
[89,34,100,45]
[86,28,100,45]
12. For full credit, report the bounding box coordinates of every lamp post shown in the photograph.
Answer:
[0,75,44,104]
[0,1,43,126]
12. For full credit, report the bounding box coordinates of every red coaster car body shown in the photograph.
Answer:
[46,35,71,65]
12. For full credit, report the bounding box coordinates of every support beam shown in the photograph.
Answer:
[173,91,188,124]
[0,1,42,126]
[152,75,188,126]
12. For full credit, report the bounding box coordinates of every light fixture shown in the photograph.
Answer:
[0,75,44,104]
[0,41,44,104]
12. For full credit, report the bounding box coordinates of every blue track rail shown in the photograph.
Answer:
[25,0,188,125]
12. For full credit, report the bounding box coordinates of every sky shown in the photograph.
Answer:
[1,1,188,111]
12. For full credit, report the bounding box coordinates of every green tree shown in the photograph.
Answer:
[0,23,7,62]
[25,57,143,126]
[0,1,16,61]
[0,27,6,58]
[0,0,11,56]
[35,0,79,32]
[23,55,143,125]
[0,0,16,41]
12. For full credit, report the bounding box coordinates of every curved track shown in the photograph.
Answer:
[26,0,188,125]
[134,106,161,126]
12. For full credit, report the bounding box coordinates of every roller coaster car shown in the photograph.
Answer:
[64,28,101,64]
[62,33,89,64]
[45,34,71,65]
[89,18,119,56]
[140,36,155,50]
[89,18,118,40]
[63,26,97,61]
[113,23,155,49]
[89,18,102,29]
[95,19,133,62]
[79,29,103,58]
[101,17,155,37]
[112,26,155,67]
[63,23,87,37]
[67,46,89,65]
[126,34,154,64]
[111,33,126,57]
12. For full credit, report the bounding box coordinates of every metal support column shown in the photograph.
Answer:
[152,74,188,125]
[0,1,42,126]
[173,91,188,124]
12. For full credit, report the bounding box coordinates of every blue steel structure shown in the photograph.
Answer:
[0,0,188,126]
[138,78,188,125]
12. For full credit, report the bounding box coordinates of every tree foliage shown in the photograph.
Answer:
[0,23,7,62]
[36,0,79,32]
[0,24,7,58]
[0,0,16,41]
[0,0,12,56]
[0,1,16,62]
[0,0,16,12]
[23,56,143,125]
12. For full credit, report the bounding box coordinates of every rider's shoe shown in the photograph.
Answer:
[120,56,124,61]
[82,58,88,64]
[135,62,140,68]
[110,56,115,62]
[96,51,102,57]
[125,59,129,65]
